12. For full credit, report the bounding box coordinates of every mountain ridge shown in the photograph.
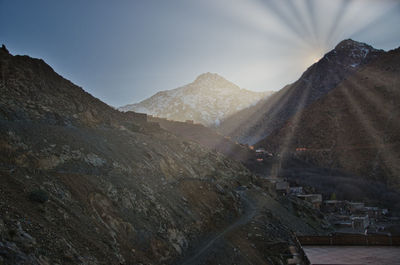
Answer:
[218,39,384,144]
[261,46,400,192]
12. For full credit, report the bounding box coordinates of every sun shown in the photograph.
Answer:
[303,45,327,68]
[312,56,321,63]
[303,53,324,68]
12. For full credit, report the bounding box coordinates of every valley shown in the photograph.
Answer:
[1,36,400,264]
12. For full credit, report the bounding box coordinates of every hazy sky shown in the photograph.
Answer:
[1,0,400,107]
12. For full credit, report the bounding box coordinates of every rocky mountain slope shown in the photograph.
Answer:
[119,73,272,126]
[149,117,254,162]
[261,47,400,194]
[0,46,324,265]
[147,118,279,177]
[218,39,384,144]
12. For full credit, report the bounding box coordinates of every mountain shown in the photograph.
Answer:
[119,73,272,126]
[261,46,400,194]
[218,39,384,144]
[0,46,325,264]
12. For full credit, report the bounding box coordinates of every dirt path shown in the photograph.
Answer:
[176,190,257,265]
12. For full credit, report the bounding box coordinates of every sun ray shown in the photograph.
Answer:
[260,79,315,175]
[349,2,400,41]
[325,0,353,45]
[281,0,314,42]
[304,0,320,42]
[261,0,311,45]
[337,74,400,182]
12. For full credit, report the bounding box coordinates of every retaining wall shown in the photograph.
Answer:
[298,234,400,246]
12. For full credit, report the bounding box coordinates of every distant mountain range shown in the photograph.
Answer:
[119,73,273,126]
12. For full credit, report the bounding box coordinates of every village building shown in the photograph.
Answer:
[289,186,303,195]
[328,214,352,229]
[255,149,264,162]
[345,202,365,214]
[322,200,346,213]
[351,216,370,231]
[333,220,353,229]
[275,181,290,196]
[297,194,323,210]
[255,148,273,159]
[255,148,266,154]
[295,147,307,151]
[258,177,289,195]
[363,207,380,219]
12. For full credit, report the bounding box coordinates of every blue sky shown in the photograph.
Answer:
[1,0,400,107]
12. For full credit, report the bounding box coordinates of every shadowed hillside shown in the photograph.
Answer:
[149,117,254,162]
[261,47,400,194]
[0,46,325,264]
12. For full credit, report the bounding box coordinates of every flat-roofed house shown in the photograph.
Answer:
[345,202,365,214]
[323,200,345,213]
[352,216,370,231]
[289,186,303,195]
[297,194,323,210]
[275,181,290,196]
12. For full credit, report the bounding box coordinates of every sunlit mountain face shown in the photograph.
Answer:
[119,73,273,126]
[1,0,400,264]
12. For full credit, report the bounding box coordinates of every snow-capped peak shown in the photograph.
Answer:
[119,73,273,126]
